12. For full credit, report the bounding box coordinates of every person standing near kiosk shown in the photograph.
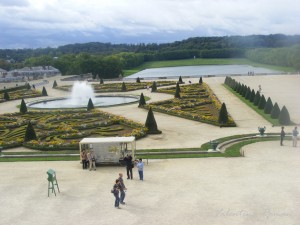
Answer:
[124,154,133,179]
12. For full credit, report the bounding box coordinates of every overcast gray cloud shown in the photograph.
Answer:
[0,0,299,49]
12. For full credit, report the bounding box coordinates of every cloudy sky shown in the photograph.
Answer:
[0,0,299,49]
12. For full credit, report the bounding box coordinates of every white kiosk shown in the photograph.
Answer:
[79,136,136,165]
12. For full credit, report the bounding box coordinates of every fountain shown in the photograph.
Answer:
[27,81,139,109]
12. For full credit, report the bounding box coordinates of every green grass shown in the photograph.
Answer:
[223,84,282,126]
[123,58,295,76]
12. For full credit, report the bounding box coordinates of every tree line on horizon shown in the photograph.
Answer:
[0,34,300,78]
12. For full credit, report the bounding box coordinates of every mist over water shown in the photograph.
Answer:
[69,81,95,105]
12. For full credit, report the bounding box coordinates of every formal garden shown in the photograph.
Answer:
[0,109,147,150]
[139,79,236,127]
[0,84,43,103]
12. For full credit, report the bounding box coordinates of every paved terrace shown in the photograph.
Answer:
[0,74,299,225]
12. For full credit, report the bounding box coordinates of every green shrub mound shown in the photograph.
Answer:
[264,97,273,114]
[42,86,48,96]
[138,93,146,107]
[258,95,266,109]
[87,98,94,111]
[271,102,280,119]
[278,106,291,125]
[218,103,228,125]
[24,121,37,142]
[145,107,162,134]
[20,98,28,114]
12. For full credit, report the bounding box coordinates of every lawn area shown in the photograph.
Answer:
[123,58,295,76]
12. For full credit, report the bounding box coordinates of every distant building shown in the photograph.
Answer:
[0,68,7,78]
[1,66,60,82]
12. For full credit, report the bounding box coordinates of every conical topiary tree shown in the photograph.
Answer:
[138,93,146,107]
[278,106,291,125]
[245,87,252,100]
[145,107,162,134]
[24,121,37,142]
[218,103,228,125]
[199,77,203,84]
[3,91,10,101]
[174,83,181,98]
[250,89,256,102]
[87,98,94,111]
[151,81,157,92]
[121,82,127,92]
[242,85,248,97]
[26,83,31,90]
[264,97,273,114]
[178,76,183,84]
[52,80,58,88]
[253,91,261,106]
[100,78,104,84]
[258,95,266,109]
[20,98,28,114]
[136,77,141,83]
[42,86,48,96]
[271,102,280,119]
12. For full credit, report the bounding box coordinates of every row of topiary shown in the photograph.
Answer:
[224,76,291,125]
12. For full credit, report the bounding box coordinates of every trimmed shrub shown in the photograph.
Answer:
[4,91,10,101]
[20,98,28,114]
[26,83,31,90]
[178,76,183,84]
[250,89,256,102]
[145,107,162,134]
[87,98,94,111]
[138,93,146,107]
[151,81,157,92]
[136,77,141,83]
[52,80,58,88]
[121,82,127,91]
[264,97,273,114]
[174,83,181,98]
[242,85,248,97]
[100,78,104,84]
[245,87,252,100]
[258,95,266,109]
[199,77,203,84]
[253,91,261,106]
[24,121,37,142]
[218,103,228,125]
[278,106,291,125]
[42,86,48,96]
[271,102,280,119]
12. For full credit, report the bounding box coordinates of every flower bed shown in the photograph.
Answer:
[140,83,236,127]
[0,109,147,150]
[55,81,177,93]
[0,86,42,102]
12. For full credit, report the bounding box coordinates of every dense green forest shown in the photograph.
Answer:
[0,34,299,78]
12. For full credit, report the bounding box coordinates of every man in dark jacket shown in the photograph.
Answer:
[124,154,133,179]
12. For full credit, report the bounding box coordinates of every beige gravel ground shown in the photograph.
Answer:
[0,74,299,225]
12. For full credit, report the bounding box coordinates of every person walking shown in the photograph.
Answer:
[80,149,88,169]
[118,173,127,205]
[280,126,285,146]
[112,179,121,209]
[292,127,298,147]
[87,150,96,171]
[124,154,133,179]
[137,158,144,181]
